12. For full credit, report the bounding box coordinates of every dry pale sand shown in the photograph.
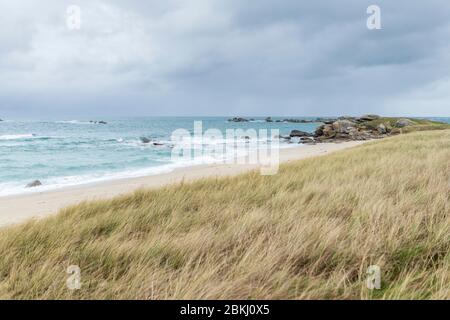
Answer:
[0,141,366,227]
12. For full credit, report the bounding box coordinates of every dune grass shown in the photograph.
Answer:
[0,130,449,299]
[358,117,450,134]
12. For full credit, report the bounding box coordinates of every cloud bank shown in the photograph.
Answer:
[1,0,449,117]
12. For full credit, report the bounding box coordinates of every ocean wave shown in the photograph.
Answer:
[0,134,36,140]
[0,141,302,197]
[56,120,95,125]
[0,160,204,197]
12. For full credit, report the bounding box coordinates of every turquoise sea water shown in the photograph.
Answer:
[0,117,321,196]
[1,117,448,196]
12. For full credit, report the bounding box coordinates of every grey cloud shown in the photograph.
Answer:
[0,0,449,118]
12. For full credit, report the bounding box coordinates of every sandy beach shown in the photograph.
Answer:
[0,141,366,227]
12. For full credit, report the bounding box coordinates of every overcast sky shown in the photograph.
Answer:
[1,0,449,118]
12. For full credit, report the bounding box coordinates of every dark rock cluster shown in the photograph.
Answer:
[26,180,42,188]
[89,120,108,124]
[228,117,250,122]
[287,115,416,144]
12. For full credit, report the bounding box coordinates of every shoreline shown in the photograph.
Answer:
[0,143,302,198]
[0,140,367,227]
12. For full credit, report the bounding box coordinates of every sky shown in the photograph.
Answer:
[1,0,449,118]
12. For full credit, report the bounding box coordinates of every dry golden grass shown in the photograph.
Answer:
[0,130,449,299]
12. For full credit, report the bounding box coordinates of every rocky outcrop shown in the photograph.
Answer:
[140,137,166,146]
[395,119,415,128]
[332,119,357,133]
[289,130,313,138]
[228,117,249,122]
[377,123,387,134]
[316,117,337,124]
[89,120,108,124]
[303,115,396,143]
[283,117,338,124]
[322,124,336,138]
[26,180,42,188]
[229,117,338,124]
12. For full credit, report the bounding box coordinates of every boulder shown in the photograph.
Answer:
[265,117,273,122]
[348,129,371,140]
[332,120,357,134]
[377,123,387,134]
[348,127,359,138]
[289,130,312,138]
[299,137,315,144]
[140,137,151,144]
[26,180,42,188]
[322,124,336,138]
[395,119,415,128]
[314,125,324,137]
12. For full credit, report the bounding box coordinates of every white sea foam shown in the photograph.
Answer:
[56,120,95,125]
[0,134,36,140]
[0,156,213,197]
[0,141,300,197]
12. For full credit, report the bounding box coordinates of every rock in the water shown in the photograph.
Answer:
[140,137,151,144]
[395,119,414,128]
[315,117,337,124]
[275,135,290,140]
[26,180,42,188]
[338,116,356,121]
[228,117,249,122]
[89,120,107,124]
[332,120,357,134]
[289,130,312,138]
[282,118,315,123]
[265,117,273,122]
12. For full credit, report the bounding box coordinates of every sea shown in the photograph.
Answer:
[0,117,320,196]
[1,117,448,197]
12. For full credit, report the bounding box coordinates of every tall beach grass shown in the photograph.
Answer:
[0,130,449,299]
